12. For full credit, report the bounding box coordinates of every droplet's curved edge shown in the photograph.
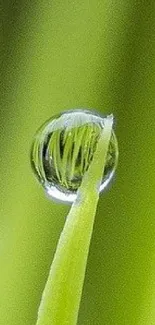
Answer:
[46,185,76,204]
[41,110,104,133]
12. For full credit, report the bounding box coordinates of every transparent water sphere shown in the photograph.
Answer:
[31,109,118,203]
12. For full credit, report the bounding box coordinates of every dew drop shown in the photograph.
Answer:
[31,109,118,203]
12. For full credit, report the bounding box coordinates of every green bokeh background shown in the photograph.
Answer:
[1,1,155,324]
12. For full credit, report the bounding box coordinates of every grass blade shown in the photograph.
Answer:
[36,116,113,325]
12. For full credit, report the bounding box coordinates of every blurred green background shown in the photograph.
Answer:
[1,1,155,324]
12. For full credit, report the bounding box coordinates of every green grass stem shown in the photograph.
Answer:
[36,116,113,325]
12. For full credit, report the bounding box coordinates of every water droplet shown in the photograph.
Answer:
[31,109,118,203]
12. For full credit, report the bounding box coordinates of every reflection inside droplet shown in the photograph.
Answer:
[31,109,118,203]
